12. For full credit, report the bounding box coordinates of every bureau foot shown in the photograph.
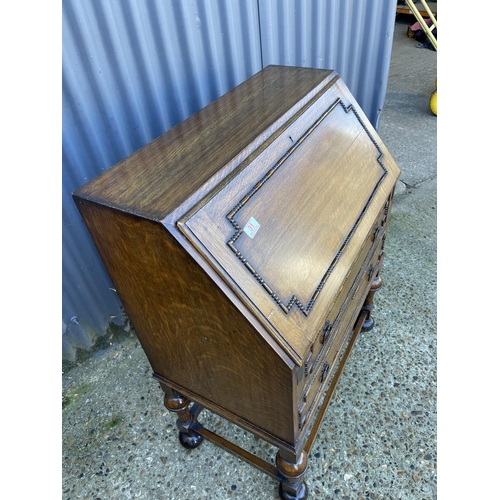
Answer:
[162,385,204,450]
[361,275,383,332]
[178,429,204,449]
[276,451,308,500]
[278,482,308,500]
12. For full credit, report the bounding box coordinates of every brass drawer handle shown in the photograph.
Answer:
[373,225,382,241]
[368,266,375,281]
[304,349,313,376]
[322,320,333,344]
[298,401,306,419]
[298,414,306,429]
[320,363,330,383]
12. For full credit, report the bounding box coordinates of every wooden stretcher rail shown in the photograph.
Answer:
[191,417,280,479]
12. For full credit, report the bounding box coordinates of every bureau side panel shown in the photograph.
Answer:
[74,198,295,444]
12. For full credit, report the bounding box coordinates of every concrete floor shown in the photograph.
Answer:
[62,19,437,500]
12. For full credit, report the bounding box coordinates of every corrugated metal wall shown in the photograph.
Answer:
[259,0,397,128]
[62,0,397,361]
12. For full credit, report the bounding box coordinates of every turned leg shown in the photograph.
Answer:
[361,274,383,331]
[161,384,204,449]
[276,450,308,500]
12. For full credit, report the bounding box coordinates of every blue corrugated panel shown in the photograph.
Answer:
[62,0,396,361]
[259,0,397,128]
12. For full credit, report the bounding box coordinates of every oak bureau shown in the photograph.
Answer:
[73,65,401,499]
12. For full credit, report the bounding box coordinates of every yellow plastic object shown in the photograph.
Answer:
[430,90,437,116]
[429,78,437,116]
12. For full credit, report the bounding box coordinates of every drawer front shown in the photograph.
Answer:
[297,202,389,430]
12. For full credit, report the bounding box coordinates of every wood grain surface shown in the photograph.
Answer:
[74,198,297,445]
[73,66,335,221]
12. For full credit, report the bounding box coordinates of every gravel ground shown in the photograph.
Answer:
[62,19,437,500]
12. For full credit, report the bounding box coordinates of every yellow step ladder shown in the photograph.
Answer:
[405,0,437,50]
[405,1,437,115]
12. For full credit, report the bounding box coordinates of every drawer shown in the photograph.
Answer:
[297,224,386,430]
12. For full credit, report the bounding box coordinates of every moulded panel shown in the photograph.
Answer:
[178,75,400,365]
